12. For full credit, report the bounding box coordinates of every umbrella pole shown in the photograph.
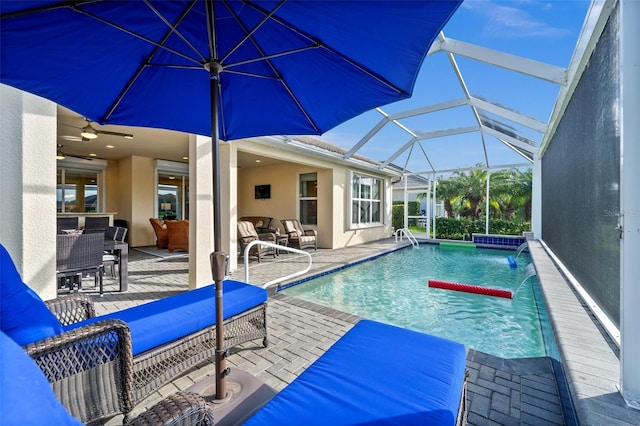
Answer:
[210,63,227,401]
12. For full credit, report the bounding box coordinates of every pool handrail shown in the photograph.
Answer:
[395,228,418,247]
[243,240,313,289]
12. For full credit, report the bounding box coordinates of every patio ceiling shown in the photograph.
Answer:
[56,2,593,176]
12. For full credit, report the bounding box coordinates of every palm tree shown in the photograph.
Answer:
[454,165,487,219]
[487,168,532,221]
[436,177,461,218]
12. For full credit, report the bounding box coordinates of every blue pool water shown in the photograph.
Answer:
[281,244,545,359]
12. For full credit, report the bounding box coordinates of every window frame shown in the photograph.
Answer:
[349,171,384,229]
[298,172,318,226]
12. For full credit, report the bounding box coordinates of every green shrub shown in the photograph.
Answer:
[435,217,530,240]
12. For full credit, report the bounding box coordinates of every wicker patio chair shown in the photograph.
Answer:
[238,220,276,262]
[2,243,267,417]
[104,226,128,277]
[56,233,105,295]
[84,216,110,234]
[56,216,79,234]
[3,328,215,426]
[149,218,169,249]
[239,216,276,234]
[281,219,317,250]
[166,219,189,253]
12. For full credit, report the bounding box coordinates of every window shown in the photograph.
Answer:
[57,168,100,213]
[299,172,317,225]
[156,160,189,220]
[351,173,382,226]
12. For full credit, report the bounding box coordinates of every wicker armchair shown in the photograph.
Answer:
[280,219,317,250]
[1,244,267,422]
[2,326,214,426]
[239,216,277,234]
[166,220,189,253]
[149,218,169,249]
[238,220,276,262]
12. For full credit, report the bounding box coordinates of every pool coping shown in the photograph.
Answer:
[528,240,640,425]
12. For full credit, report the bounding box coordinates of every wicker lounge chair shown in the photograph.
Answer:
[166,219,189,253]
[149,218,169,249]
[245,320,468,426]
[1,330,215,425]
[237,220,276,262]
[280,219,317,250]
[0,244,267,423]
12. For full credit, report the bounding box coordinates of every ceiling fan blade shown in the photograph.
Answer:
[96,129,134,139]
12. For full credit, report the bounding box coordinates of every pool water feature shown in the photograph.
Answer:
[281,244,546,359]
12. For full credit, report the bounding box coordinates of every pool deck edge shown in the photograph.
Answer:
[528,240,640,425]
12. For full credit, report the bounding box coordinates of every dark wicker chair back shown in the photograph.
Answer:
[84,216,110,233]
[56,233,105,294]
[56,217,78,234]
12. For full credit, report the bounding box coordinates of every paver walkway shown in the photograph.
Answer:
[86,238,635,425]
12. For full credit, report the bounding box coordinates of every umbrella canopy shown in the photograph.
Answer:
[1,0,461,401]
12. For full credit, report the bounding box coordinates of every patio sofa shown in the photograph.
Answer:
[0,243,267,424]
[244,319,468,425]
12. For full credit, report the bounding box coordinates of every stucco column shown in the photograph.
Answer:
[219,141,237,272]
[188,134,215,288]
[0,84,57,299]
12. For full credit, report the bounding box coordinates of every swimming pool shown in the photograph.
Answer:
[281,244,545,359]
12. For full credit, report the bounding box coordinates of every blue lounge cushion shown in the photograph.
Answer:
[65,279,267,355]
[0,331,83,425]
[244,320,467,426]
[0,244,64,345]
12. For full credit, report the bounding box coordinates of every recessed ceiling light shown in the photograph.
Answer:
[89,153,97,157]
[106,145,115,149]
[182,156,189,160]
[169,176,176,179]
[255,159,261,163]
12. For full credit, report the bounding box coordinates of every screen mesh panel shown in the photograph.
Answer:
[542,5,620,326]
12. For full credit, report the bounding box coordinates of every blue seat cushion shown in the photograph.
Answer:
[1,331,83,425]
[0,244,64,346]
[65,279,267,355]
[245,320,467,426]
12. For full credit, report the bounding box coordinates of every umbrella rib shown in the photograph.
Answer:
[222,70,279,80]
[103,2,204,121]
[224,45,319,68]
[223,1,319,133]
[72,5,203,68]
[144,0,206,63]
[244,1,406,96]
[219,0,286,65]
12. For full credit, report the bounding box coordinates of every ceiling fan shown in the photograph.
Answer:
[60,118,134,141]
[56,144,95,161]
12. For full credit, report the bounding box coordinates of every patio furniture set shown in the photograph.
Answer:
[238,216,317,262]
[2,243,468,425]
[56,219,129,296]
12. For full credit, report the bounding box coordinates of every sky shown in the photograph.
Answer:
[320,0,592,176]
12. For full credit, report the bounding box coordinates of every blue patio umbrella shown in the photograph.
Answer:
[1,0,461,400]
